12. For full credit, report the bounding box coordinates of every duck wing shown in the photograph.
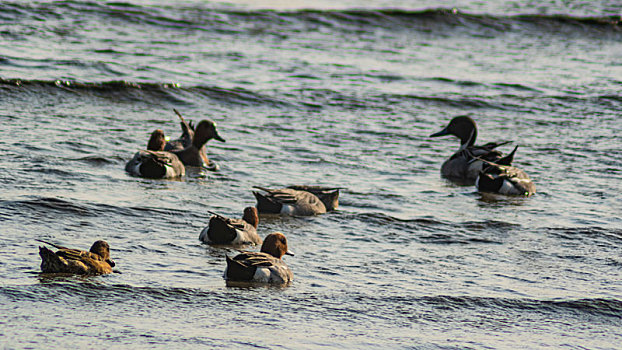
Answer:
[232,252,276,267]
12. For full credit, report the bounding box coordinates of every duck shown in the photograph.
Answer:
[37,239,115,275]
[476,159,536,196]
[286,185,341,211]
[169,119,225,171]
[199,207,262,245]
[125,129,185,179]
[252,186,328,216]
[430,116,514,183]
[224,232,293,284]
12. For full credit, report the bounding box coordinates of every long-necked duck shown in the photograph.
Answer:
[430,116,513,183]
[199,207,262,245]
[37,239,115,275]
[125,129,185,179]
[253,186,327,216]
[224,232,293,284]
[170,119,225,171]
[476,159,536,196]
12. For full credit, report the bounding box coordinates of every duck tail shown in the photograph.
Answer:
[34,239,66,250]
[252,185,273,193]
[38,246,67,273]
[497,145,518,166]
[206,215,237,244]
[225,255,255,281]
[252,191,282,214]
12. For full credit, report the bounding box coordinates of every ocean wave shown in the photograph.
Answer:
[0,78,295,108]
[0,196,194,220]
[4,282,619,321]
[1,1,620,37]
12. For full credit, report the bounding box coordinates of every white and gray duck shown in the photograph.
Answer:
[224,232,293,285]
[252,186,340,216]
[476,152,536,196]
[199,207,262,246]
[125,129,185,179]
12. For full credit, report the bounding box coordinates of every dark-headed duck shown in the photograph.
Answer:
[199,207,262,245]
[37,239,115,275]
[430,116,513,183]
[224,232,293,284]
[252,186,327,216]
[125,129,185,179]
[171,119,225,171]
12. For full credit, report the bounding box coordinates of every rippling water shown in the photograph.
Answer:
[1,0,621,348]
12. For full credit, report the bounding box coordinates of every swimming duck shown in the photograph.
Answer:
[170,119,225,171]
[287,185,340,211]
[37,239,115,275]
[252,186,327,216]
[476,160,536,196]
[224,232,293,284]
[125,129,185,179]
[430,116,513,183]
[199,207,262,245]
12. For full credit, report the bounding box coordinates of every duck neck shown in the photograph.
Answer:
[459,128,477,149]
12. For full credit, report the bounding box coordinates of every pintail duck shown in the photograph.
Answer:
[37,239,115,275]
[160,110,225,171]
[476,157,536,196]
[430,116,514,183]
[224,232,293,284]
[125,129,185,179]
[253,186,330,216]
[199,207,262,245]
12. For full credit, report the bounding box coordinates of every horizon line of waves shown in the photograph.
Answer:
[1,2,620,36]
[0,78,298,108]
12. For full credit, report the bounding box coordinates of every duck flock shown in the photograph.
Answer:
[37,111,536,285]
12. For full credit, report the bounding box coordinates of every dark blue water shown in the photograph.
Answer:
[1,1,621,348]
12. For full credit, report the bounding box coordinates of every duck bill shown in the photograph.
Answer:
[106,259,116,267]
[214,131,226,142]
[430,126,449,138]
[285,250,294,256]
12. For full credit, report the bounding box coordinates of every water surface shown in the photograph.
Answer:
[1,0,621,348]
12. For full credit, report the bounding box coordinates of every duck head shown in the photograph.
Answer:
[316,189,339,211]
[260,232,294,259]
[147,129,167,151]
[89,240,115,267]
[242,207,259,229]
[430,116,478,147]
[192,120,226,148]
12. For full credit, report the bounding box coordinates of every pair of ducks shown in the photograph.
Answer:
[125,110,225,178]
[195,185,339,283]
[36,232,293,284]
[430,116,536,196]
[37,186,341,284]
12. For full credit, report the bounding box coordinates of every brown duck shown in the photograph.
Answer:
[37,239,116,275]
